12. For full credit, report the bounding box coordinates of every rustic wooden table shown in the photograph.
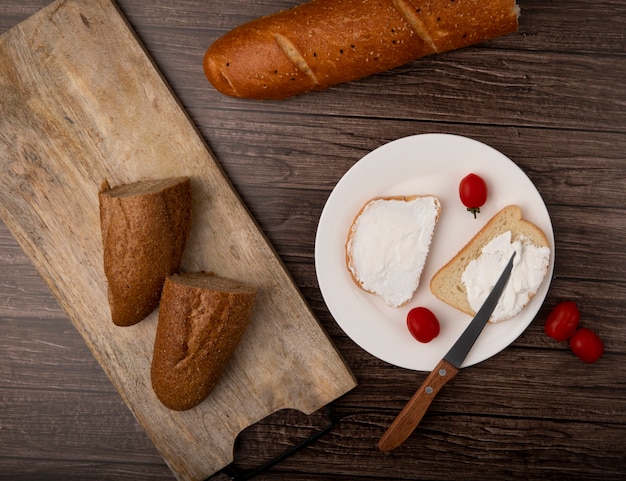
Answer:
[1,1,625,480]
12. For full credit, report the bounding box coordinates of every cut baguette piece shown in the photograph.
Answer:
[346,195,441,308]
[430,205,550,323]
[151,273,257,411]
[99,177,192,327]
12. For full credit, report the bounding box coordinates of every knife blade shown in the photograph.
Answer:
[377,251,516,452]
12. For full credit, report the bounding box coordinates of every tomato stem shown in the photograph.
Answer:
[467,207,480,218]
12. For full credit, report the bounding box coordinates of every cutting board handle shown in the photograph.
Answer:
[209,404,338,481]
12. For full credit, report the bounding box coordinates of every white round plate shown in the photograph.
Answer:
[315,133,554,371]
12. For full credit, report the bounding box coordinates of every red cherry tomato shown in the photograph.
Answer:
[544,301,580,341]
[459,173,488,218]
[407,307,440,343]
[569,328,604,363]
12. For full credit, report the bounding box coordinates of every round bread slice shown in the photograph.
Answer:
[99,177,192,327]
[346,195,441,308]
[151,272,257,411]
[430,205,550,322]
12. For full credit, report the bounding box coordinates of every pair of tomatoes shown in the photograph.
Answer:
[544,301,604,363]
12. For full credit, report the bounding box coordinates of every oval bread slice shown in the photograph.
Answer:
[430,205,550,322]
[346,195,441,308]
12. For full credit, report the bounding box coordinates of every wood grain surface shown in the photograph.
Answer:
[1,1,625,480]
[0,1,355,480]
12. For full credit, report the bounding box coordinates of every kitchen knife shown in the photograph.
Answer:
[377,251,516,452]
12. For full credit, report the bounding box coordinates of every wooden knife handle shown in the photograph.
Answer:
[378,358,459,452]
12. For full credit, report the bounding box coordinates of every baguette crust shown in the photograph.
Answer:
[151,273,257,411]
[430,205,549,320]
[346,195,441,307]
[99,177,192,327]
[204,0,520,99]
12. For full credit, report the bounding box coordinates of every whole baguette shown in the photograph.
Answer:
[430,205,550,321]
[204,0,520,100]
[99,177,192,327]
[151,273,257,411]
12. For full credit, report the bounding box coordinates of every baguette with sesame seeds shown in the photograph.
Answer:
[203,0,520,100]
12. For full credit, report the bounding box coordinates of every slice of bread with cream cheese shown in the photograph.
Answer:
[430,205,550,323]
[346,195,441,308]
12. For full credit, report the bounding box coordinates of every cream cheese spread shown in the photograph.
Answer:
[461,231,550,322]
[347,196,439,308]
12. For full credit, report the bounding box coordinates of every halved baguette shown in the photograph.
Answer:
[151,273,257,411]
[430,205,550,322]
[346,195,441,308]
[99,177,192,327]
[204,0,520,100]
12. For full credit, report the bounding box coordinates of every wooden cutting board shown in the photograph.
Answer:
[0,1,356,479]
